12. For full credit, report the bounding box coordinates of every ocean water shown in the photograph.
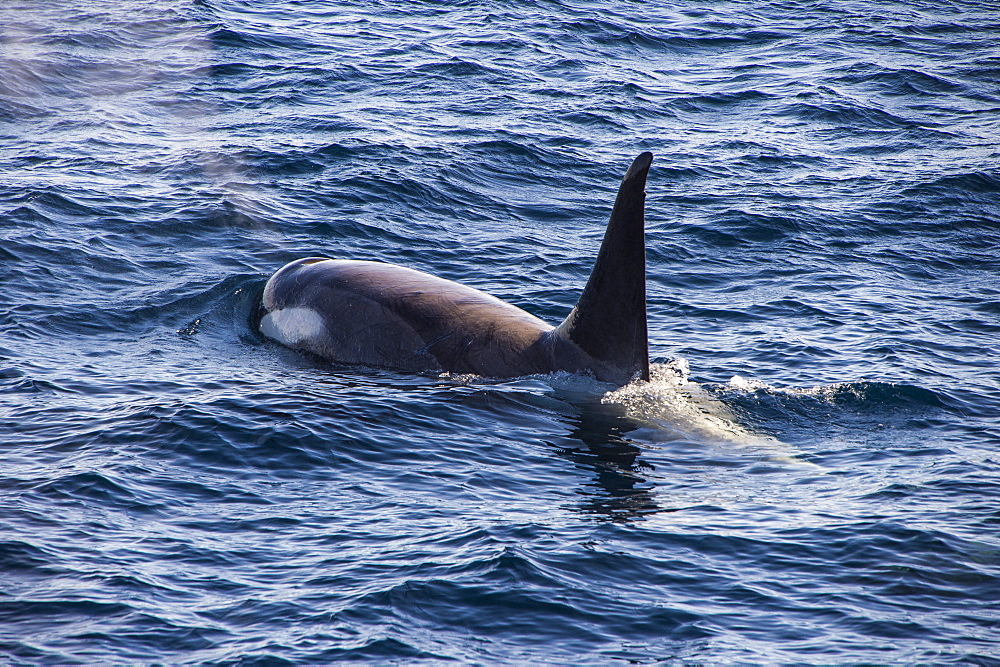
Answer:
[2,0,999,662]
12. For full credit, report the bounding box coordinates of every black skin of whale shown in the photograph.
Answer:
[255,152,652,386]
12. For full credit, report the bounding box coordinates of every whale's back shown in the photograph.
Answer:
[260,258,557,376]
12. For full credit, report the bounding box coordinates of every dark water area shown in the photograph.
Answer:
[2,0,999,662]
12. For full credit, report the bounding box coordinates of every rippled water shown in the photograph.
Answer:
[2,0,999,662]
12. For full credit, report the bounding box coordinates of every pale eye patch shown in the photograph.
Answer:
[259,307,325,346]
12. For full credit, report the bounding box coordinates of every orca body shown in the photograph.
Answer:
[256,152,652,385]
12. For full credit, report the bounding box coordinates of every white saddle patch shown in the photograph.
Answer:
[259,307,325,347]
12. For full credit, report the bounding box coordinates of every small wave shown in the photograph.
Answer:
[7,273,259,341]
[334,546,707,656]
[5,189,108,223]
[902,171,1000,202]
[0,98,54,121]
[559,16,788,53]
[312,637,454,662]
[25,470,168,516]
[0,370,67,395]
[0,539,62,576]
[725,376,948,411]
[1,204,56,228]
[206,26,317,53]
[0,598,133,623]
[38,28,133,51]
[670,89,775,114]
[708,209,804,244]
[781,100,916,130]
[716,376,965,440]
[463,138,565,169]
[411,57,505,80]
[832,63,967,97]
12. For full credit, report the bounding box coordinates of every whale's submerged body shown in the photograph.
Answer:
[256,152,653,385]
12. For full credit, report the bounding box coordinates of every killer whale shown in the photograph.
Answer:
[256,152,652,385]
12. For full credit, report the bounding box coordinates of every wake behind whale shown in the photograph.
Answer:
[255,152,653,385]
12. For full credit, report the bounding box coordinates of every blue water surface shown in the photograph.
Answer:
[1,0,999,662]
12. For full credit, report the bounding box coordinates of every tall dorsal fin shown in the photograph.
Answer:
[554,152,651,383]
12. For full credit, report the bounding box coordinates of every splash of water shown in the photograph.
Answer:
[603,359,819,466]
